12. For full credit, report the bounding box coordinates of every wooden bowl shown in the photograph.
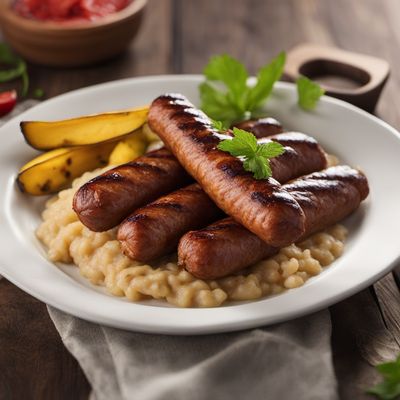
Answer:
[0,0,147,67]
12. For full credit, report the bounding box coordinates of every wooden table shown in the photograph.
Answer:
[1,1,400,399]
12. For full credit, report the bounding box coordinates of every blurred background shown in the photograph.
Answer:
[0,0,398,123]
[0,1,399,400]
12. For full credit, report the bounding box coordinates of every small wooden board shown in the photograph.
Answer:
[285,43,390,112]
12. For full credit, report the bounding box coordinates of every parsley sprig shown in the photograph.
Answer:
[200,52,286,127]
[200,53,325,125]
[217,127,285,179]
[367,355,400,400]
[297,75,325,110]
[0,43,29,97]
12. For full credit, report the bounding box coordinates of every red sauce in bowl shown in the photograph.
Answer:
[13,0,130,21]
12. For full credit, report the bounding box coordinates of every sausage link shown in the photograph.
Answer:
[118,184,223,262]
[149,94,307,247]
[178,166,369,280]
[179,218,279,280]
[73,147,191,232]
[267,132,327,183]
[118,132,328,262]
[233,117,283,138]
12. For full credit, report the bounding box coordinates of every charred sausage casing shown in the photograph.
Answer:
[148,94,308,247]
[72,147,191,232]
[233,117,283,138]
[118,184,223,262]
[118,131,328,262]
[267,132,327,184]
[178,166,369,280]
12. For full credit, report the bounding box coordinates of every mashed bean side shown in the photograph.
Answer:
[36,169,347,308]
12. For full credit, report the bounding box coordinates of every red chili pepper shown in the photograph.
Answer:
[0,90,17,117]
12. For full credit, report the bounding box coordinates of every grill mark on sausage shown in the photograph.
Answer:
[143,152,175,160]
[286,180,342,195]
[250,191,298,207]
[267,132,319,146]
[219,161,248,178]
[177,186,202,194]
[189,133,220,147]
[88,172,126,184]
[188,231,215,240]
[233,118,283,138]
[203,222,240,231]
[123,162,166,174]
[286,166,369,200]
[125,214,148,223]
[274,146,296,160]
[179,121,210,131]
[142,202,185,212]
[171,108,212,122]
[185,221,244,240]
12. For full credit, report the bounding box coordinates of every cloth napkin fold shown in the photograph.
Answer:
[48,307,338,400]
[4,100,339,400]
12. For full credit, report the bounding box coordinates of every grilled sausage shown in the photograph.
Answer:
[73,119,288,233]
[149,94,311,247]
[72,148,191,232]
[178,166,369,280]
[118,132,328,261]
[233,117,283,138]
[266,132,327,184]
[179,218,278,280]
[118,184,223,262]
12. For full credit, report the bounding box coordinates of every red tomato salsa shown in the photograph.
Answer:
[13,0,130,21]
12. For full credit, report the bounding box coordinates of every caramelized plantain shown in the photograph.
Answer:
[17,141,116,195]
[108,130,148,165]
[21,106,149,150]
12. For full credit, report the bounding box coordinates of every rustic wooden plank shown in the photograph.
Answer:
[333,287,400,397]
[331,288,399,400]
[374,273,400,348]
[0,279,91,399]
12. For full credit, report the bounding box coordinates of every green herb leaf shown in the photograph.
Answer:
[246,52,286,110]
[33,88,44,99]
[217,127,285,179]
[367,355,400,400]
[243,156,272,180]
[256,141,286,158]
[200,82,241,127]
[21,69,29,97]
[200,53,286,126]
[0,43,29,97]
[0,43,17,64]
[204,54,248,108]
[296,75,325,110]
[218,128,257,157]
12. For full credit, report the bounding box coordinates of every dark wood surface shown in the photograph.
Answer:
[1,1,399,399]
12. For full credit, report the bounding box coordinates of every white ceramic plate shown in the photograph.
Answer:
[0,76,399,335]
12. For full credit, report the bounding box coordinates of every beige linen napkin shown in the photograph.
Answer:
[4,101,339,400]
[48,307,338,400]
